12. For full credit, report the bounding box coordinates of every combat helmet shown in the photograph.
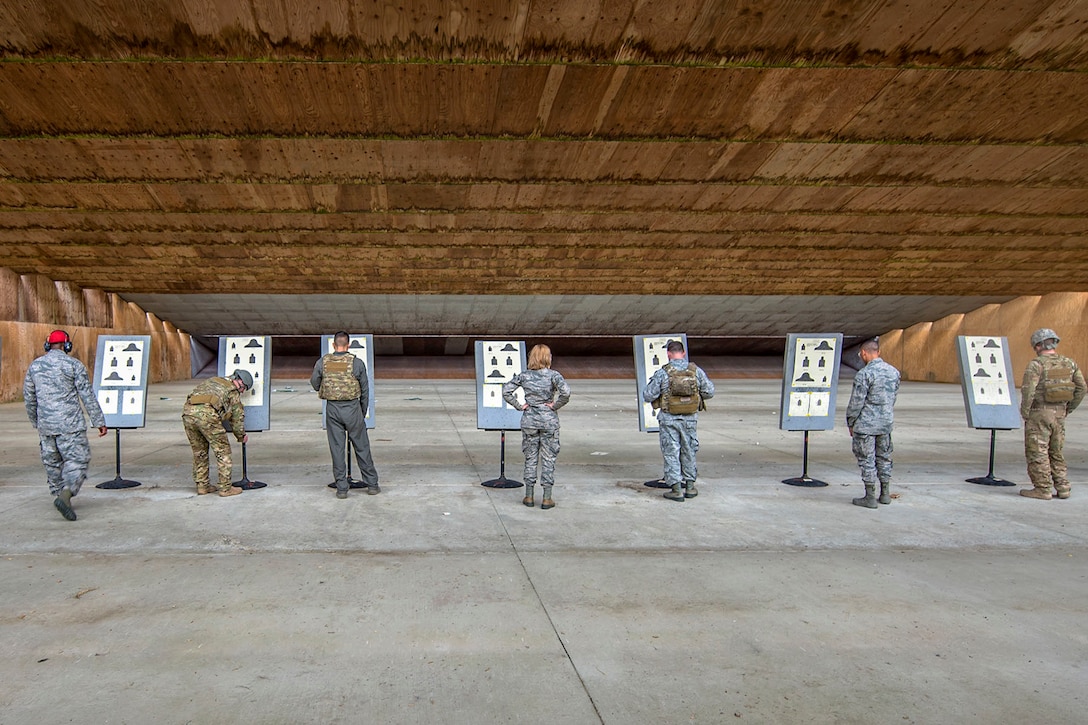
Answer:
[1030,328,1060,347]
[232,369,254,390]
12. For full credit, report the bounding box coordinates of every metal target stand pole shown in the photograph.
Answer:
[232,440,267,490]
[782,430,828,487]
[966,429,1016,486]
[481,430,522,488]
[96,428,142,489]
[328,440,365,489]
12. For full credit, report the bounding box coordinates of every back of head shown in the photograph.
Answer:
[333,331,350,349]
[860,339,880,356]
[666,340,685,355]
[1031,328,1060,350]
[232,369,253,391]
[46,329,73,353]
[527,344,552,370]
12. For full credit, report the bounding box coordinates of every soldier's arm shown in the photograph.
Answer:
[1020,361,1041,418]
[229,393,247,441]
[357,361,371,414]
[642,370,664,403]
[502,374,522,408]
[845,374,868,427]
[309,359,323,392]
[74,364,106,428]
[1069,364,1087,413]
[552,373,571,410]
[23,369,38,426]
[697,367,715,399]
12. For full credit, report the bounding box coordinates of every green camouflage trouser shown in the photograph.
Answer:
[1024,406,1068,492]
[183,407,234,491]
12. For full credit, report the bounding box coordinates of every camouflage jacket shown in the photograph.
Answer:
[24,349,106,435]
[503,368,571,431]
[183,376,246,441]
[642,359,715,422]
[1020,353,1087,418]
[845,357,900,435]
[311,352,370,408]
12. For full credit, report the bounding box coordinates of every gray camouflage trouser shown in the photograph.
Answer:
[852,432,893,486]
[659,417,699,487]
[39,431,92,497]
[522,428,560,487]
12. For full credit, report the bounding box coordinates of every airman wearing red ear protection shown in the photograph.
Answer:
[24,330,109,521]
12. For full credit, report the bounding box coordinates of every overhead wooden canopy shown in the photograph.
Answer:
[0,1,1086,335]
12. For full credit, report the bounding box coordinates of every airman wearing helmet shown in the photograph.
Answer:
[1019,328,1086,501]
[182,371,249,497]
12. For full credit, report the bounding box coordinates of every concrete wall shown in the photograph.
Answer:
[0,268,190,403]
[880,293,1088,384]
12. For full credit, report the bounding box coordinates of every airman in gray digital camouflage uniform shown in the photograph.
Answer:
[1019,328,1086,500]
[503,344,571,509]
[24,329,108,521]
[845,338,900,509]
[182,370,250,497]
[642,340,715,502]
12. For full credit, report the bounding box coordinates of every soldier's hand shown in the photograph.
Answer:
[98,425,108,437]
[242,434,249,444]
[847,426,853,437]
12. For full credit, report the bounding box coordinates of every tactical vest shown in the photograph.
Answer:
[319,353,361,401]
[1040,356,1076,403]
[186,377,232,414]
[656,364,703,415]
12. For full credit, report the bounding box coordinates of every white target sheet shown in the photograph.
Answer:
[98,339,146,388]
[964,336,1012,406]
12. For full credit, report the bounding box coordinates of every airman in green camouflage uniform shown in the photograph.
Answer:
[182,371,250,496]
[1019,329,1086,500]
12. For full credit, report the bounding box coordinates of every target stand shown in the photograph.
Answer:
[97,428,142,489]
[783,430,829,487]
[231,440,267,490]
[481,430,522,488]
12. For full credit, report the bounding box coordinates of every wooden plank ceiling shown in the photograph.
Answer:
[0,0,1086,335]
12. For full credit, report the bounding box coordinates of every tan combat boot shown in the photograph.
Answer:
[218,486,244,497]
[1019,487,1052,500]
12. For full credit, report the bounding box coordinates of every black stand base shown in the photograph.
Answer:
[643,478,670,488]
[967,429,1016,487]
[782,431,827,487]
[231,441,266,490]
[782,476,828,487]
[966,475,1016,487]
[96,476,141,490]
[482,476,522,489]
[97,428,141,488]
[481,430,522,488]
[327,480,365,489]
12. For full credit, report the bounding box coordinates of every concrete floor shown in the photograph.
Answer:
[1,377,1086,724]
